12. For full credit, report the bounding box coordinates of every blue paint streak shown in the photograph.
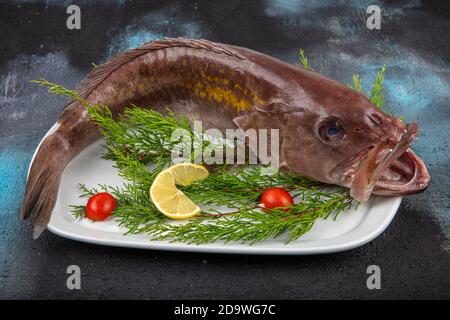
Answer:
[126,32,162,49]
[106,12,204,58]
[0,148,29,215]
[107,31,163,57]
[265,0,378,16]
[351,60,450,224]
[346,58,448,119]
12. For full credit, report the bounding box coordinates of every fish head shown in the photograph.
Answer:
[280,85,430,202]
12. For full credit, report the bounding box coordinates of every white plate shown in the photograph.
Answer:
[29,124,401,255]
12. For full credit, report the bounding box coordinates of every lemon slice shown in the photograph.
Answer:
[150,163,209,219]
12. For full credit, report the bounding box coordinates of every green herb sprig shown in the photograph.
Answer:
[299,49,313,71]
[368,64,386,108]
[34,55,387,245]
[298,51,389,111]
[140,189,353,244]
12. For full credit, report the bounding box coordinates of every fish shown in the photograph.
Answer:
[21,38,430,238]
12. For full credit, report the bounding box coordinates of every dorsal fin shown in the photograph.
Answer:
[59,38,246,122]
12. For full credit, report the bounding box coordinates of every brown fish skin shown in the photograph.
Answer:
[21,38,430,238]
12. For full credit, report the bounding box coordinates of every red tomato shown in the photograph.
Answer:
[260,188,294,210]
[86,192,117,221]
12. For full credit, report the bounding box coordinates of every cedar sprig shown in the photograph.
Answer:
[297,51,388,110]
[34,77,357,245]
[139,189,353,244]
[181,166,320,208]
[299,49,313,71]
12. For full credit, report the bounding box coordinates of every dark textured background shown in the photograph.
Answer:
[0,0,449,299]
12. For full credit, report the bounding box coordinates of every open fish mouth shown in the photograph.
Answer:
[332,123,431,202]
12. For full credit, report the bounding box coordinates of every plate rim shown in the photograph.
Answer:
[30,124,402,255]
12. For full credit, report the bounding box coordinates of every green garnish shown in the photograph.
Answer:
[299,49,313,71]
[369,64,386,109]
[34,50,391,245]
[299,50,391,113]
[350,73,363,93]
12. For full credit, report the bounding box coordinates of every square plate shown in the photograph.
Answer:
[31,125,401,255]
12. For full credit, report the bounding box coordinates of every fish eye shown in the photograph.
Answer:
[318,119,346,142]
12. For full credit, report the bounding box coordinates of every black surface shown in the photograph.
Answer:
[0,0,449,299]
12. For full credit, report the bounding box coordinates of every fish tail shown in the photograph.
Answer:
[20,131,69,239]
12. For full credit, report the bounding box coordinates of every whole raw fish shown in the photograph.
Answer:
[21,38,430,238]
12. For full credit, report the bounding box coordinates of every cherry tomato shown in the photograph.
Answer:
[86,192,117,221]
[260,188,294,210]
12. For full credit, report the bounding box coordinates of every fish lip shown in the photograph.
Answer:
[329,146,373,183]
[373,148,430,195]
[331,123,430,202]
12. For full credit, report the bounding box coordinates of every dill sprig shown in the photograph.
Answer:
[31,79,84,105]
[182,166,320,208]
[350,74,363,92]
[69,167,354,244]
[299,49,313,71]
[298,52,389,111]
[70,182,165,233]
[368,64,386,108]
[139,189,353,244]
[351,65,387,109]
[33,78,357,245]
